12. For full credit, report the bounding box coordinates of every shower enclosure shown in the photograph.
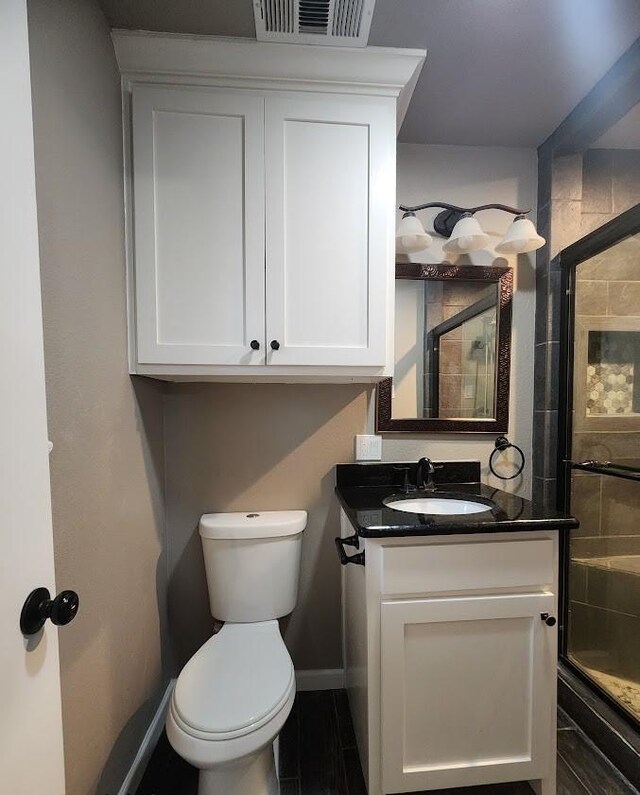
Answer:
[559,203,640,727]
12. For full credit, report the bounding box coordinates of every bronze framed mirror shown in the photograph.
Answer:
[376,263,513,433]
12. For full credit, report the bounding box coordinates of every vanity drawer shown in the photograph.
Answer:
[380,537,555,596]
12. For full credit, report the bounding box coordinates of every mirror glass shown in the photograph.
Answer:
[392,279,499,420]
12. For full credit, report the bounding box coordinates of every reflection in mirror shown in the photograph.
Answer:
[393,280,498,420]
[376,263,512,434]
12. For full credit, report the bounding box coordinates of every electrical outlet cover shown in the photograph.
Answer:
[355,434,382,461]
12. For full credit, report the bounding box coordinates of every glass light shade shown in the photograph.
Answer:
[495,216,546,254]
[396,213,433,253]
[442,214,490,254]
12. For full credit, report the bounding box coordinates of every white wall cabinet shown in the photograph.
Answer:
[341,517,559,795]
[115,34,425,381]
[132,85,266,367]
[265,93,391,367]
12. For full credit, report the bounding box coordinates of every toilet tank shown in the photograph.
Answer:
[199,510,307,622]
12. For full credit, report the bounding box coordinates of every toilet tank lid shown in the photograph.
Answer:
[199,510,307,540]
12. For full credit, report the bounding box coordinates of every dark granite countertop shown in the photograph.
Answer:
[335,462,579,538]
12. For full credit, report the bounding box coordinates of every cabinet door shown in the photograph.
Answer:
[381,593,556,793]
[265,93,395,367]
[132,86,265,365]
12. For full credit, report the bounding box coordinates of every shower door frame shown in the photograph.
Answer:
[557,202,640,730]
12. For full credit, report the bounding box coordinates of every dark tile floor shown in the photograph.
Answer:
[135,690,639,795]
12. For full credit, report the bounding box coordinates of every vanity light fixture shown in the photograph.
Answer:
[442,213,490,254]
[395,211,433,252]
[396,201,546,255]
[495,215,546,254]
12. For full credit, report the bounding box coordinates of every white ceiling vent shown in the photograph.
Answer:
[254,0,376,47]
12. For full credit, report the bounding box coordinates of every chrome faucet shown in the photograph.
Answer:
[416,457,437,492]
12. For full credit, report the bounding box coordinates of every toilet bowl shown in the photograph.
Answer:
[167,510,306,795]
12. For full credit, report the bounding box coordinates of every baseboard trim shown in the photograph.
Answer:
[295,668,344,691]
[117,678,176,795]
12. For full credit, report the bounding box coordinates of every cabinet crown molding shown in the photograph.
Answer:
[111,30,425,130]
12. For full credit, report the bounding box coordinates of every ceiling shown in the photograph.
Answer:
[97,0,640,148]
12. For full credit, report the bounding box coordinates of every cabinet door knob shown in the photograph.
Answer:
[250,340,260,350]
[540,612,556,627]
[270,340,280,351]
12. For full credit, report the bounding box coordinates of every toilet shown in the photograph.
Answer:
[166,510,307,795]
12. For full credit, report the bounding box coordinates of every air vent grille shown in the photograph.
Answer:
[255,0,375,46]
[262,0,295,34]
[299,0,330,34]
[332,0,365,38]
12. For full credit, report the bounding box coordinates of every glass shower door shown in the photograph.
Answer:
[564,228,640,724]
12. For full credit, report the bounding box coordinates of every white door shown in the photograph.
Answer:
[0,2,65,792]
[132,85,266,366]
[380,593,556,793]
[265,92,395,367]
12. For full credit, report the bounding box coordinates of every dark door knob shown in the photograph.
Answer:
[540,612,556,627]
[270,340,280,350]
[20,587,80,636]
[250,340,260,350]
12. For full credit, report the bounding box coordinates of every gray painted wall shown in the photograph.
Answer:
[163,145,538,675]
[164,383,369,672]
[25,5,540,781]
[28,2,169,793]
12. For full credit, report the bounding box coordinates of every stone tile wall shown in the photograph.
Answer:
[534,146,640,507]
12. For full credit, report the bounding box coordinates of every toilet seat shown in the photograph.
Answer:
[172,620,294,741]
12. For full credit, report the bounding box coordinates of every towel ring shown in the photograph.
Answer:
[489,436,525,480]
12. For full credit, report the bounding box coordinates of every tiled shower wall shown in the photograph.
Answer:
[534,147,640,507]
[431,282,496,419]
[537,147,640,696]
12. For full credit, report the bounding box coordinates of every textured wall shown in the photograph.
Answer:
[551,149,640,257]
[535,145,640,506]
[164,384,368,672]
[163,144,538,676]
[381,144,538,497]
[28,2,168,793]
[555,154,640,560]
[533,37,640,508]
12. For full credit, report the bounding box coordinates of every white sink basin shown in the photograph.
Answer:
[385,497,492,515]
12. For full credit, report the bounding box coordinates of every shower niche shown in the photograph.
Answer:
[574,324,640,428]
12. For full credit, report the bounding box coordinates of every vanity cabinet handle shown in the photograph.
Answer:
[334,536,365,566]
[250,340,260,350]
[540,613,557,627]
[270,340,280,351]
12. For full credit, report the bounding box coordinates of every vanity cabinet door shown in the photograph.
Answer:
[380,593,556,793]
[264,92,395,367]
[132,85,265,366]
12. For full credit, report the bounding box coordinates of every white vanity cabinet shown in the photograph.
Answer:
[340,513,559,795]
[114,33,425,381]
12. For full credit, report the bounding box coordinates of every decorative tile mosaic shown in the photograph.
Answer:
[586,330,640,415]
[586,362,634,415]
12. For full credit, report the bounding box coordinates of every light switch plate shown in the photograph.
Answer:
[355,434,382,461]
